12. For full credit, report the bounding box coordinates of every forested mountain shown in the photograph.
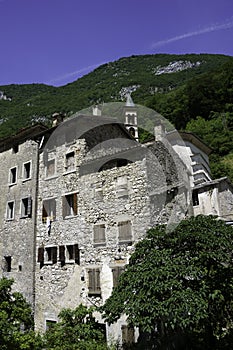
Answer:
[0,53,233,180]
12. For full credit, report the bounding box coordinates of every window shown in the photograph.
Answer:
[4,256,12,272]
[65,151,75,172]
[112,266,125,287]
[59,245,80,265]
[42,198,56,223]
[95,188,103,201]
[45,246,57,264]
[9,167,17,185]
[12,144,19,153]
[46,320,57,330]
[118,221,132,243]
[21,197,32,218]
[121,325,135,346]
[6,201,15,220]
[62,193,77,218]
[116,176,128,198]
[46,159,55,177]
[192,189,199,206]
[23,161,31,180]
[88,268,101,296]
[93,224,106,246]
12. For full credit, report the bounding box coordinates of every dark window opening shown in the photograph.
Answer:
[18,265,22,272]
[46,320,57,330]
[12,145,19,153]
[23,162,31,179]
[121,325,135,346]
[166,187,178,204]
[62,193,77,218]
[21,197,32,218]
[42,198,56,223]
[4,256,12,272]
[9,167,17,184]
[45,247,57,264]
[46,159,55,177]
[7,201,14,220]
[38,247,44,268]
[65,152,75,171]
[192,190,199,206]
[128,127,135,137]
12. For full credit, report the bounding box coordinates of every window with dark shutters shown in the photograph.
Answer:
[74,244,80,264]
[93,224,105,246]
[21,197,32,218]
[37,247,44,265]
[88,268,101,296]
[59,246,65,265]
[45,247,57,264]
[112,266,125,288]
[118,221,132,243]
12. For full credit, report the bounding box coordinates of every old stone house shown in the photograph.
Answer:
[0,104,232,346]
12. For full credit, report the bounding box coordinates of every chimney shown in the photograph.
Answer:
[154,122,166,141]
[52,112,64,126]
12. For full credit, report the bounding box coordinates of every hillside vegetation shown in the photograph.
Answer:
[0,53,233,181]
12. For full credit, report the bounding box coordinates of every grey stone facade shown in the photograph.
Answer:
[0,112,232,346]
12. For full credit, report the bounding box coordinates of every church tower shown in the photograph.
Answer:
[124,93,139,141]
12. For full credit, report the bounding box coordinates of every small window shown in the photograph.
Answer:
[6,201,15,220]
[116,176,128,198]
[65,152,75,172]
[95,188,103,201]
[42,198,56,223]
[46,320,57,331]
[9,167,17,185]
[4,256,12,272]
[88,268,101,296]
[118,221,132,243]
[23,161,31,180]
[67,244,80,263]
[112,266,125,288]
[93,224,106,246]
[45,246,57,264]
[46,159,55,178]
[62,193,77,218]
[121,325,135,346]
[21,197,32,218]
[192,189,199,206]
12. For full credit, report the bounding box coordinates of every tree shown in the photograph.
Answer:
[101,215,233,349]
[0,277,42,350]
[44,304,109,350]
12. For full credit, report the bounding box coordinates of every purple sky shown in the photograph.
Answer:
[0,0,233,87]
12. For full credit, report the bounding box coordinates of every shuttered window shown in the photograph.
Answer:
[7,201,15,220]
[93,224,105,245]
[112,266,125,287]
[45,247,57,264]
[62,193,77,218]
[37,247,44,266]
[88,268,101,296]
[118,221,132,243]
[42,198,56,223]
[59,245,65,265]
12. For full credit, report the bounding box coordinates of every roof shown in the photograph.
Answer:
[178,131,212,155]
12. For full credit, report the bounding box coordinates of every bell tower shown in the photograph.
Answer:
[124,93,139,141]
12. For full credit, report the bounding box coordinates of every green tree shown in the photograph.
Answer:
[0,277,42,350]
[44,304,109,350]
[101,216,233,349]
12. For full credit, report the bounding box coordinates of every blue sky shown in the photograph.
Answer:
[0,0,232,86]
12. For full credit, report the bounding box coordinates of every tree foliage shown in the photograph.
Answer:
[101,216,233,349]
[0,277,42,350]
[44,304,108,350]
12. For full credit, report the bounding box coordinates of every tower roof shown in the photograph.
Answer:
[125,93,135,107]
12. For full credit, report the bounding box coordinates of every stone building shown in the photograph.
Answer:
[0,104,232,346]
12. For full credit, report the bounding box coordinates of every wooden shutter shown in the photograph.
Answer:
[38,247,44,263]
[73,193,77,215]
[88,268,101,295]
[74,244,80,264]
[112,266,125,287]
[42,202,47,223]
[94,224,105,244]
[59,245,65,263]
[52,247,57,264]
[27,197,32,217]
[118,221,132,242]
[62,196,67,219]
